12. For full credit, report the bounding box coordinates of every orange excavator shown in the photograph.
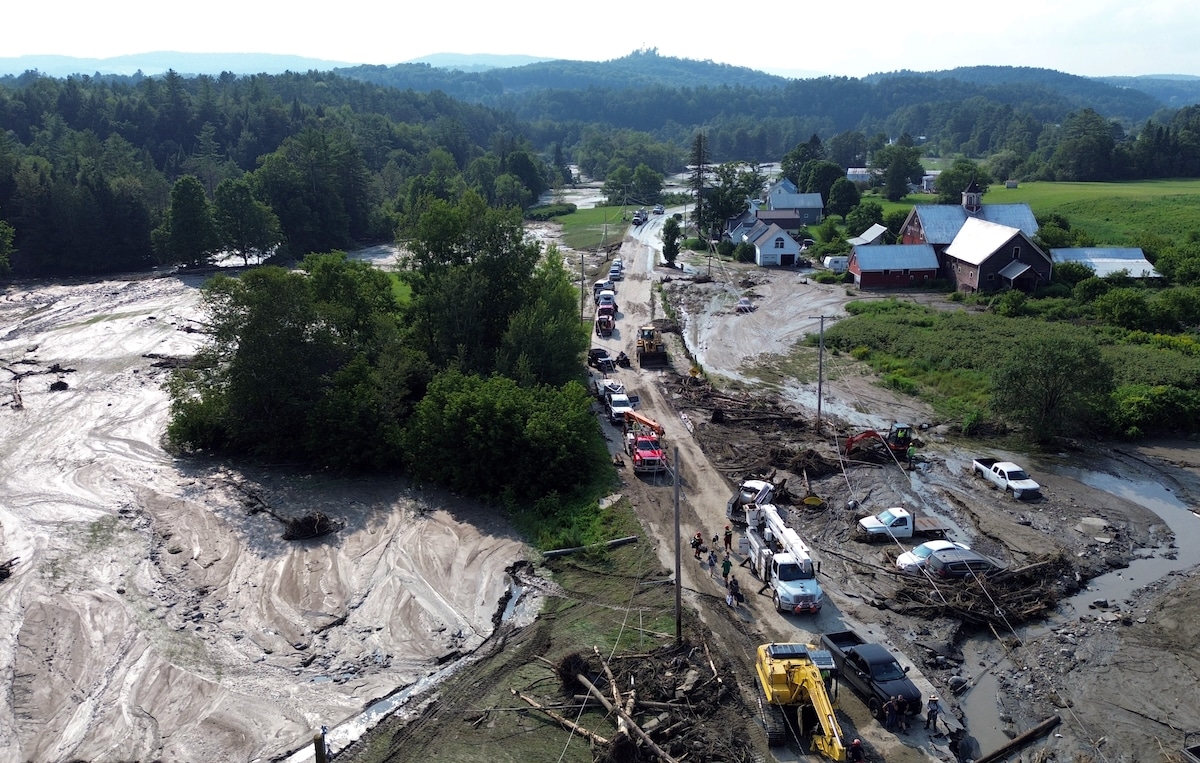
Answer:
[843,423,915,458]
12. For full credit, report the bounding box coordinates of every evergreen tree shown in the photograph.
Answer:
[156,175,218,266]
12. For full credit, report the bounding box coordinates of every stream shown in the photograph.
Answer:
[956,458,1200,755]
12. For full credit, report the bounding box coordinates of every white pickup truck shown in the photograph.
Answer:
[972,457,1041,499]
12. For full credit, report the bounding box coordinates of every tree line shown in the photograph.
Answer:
[0,69,561,274]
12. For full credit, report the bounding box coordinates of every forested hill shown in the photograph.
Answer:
[1096,74,1200,109]
[868,66,1166,120]
[336,49,789,99]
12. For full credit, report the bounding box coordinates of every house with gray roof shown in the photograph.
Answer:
[848,244,940,288]
[1050,247,1160,279]
[766,184,824,225]
[747,223,801,267]
[943,218,1051,293]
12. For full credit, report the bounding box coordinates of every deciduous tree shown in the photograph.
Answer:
[991,329,1113,442]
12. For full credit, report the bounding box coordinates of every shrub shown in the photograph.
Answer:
[815,272,839,284]
[524,203,577,221]
[734,242,756,263]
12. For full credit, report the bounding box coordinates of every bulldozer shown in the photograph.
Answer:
[636,324,668,367]
[843,422,916,459]
[755,642,847,759]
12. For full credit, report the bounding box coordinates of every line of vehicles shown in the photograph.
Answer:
[725,434,1045,754]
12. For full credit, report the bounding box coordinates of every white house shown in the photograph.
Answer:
[747,223,801,267]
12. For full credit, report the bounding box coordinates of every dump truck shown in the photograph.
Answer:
[754,642,846,758]
[820,630,922,721]
[855,507,951,542]
[636,325,668,367]
[742,504,823,614]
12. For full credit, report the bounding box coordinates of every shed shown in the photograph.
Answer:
[1050,247,1160,279]
[848,244,940,288]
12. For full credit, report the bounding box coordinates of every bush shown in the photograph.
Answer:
[524,203,577,221]
[815,272,839,284]
[734,242,756,263]
[717,240,735,257]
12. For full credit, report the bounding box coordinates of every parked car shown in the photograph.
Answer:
[925,548,1004,579]
[895,540,971,574]
[611,257,623,271]
[652,204,665,215]
[609,265,623,281]
[736,297,754,313]
[972,457,1041,499]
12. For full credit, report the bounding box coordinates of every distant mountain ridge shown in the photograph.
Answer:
[3,51,1199,111]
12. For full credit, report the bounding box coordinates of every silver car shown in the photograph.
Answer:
[895,540,970,574]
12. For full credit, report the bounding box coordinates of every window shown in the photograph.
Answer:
[774,237,785,249]
[903,269,910,275]
[1012,246,1021,259]
[882,269,891,275]
[987,273,995,281]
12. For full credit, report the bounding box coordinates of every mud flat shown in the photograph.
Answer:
[0,274,526,762]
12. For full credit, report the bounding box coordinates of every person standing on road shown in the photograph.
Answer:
[897,696,912,733]
[721,554,733,587]
[727,576,742,607]
[706,549,718,577]
[883,696,898,732]
[691,532,704,560]
[723,525,733,553]
[925,694,941,731]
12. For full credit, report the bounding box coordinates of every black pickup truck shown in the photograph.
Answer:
[820,630,922,719]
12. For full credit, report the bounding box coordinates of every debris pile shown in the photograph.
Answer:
[512,642,754,763]
[883,553,1077,628]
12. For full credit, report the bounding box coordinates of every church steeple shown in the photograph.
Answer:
[962,180,982,213]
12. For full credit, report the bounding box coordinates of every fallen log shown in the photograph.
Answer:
[543,535,638,559]
[512,689,609,746]
[973,715,1061,763]
[577,673,680,763]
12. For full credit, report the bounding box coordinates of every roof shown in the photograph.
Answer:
[767,178,798,195]
[750,223,795,248]
[913,203,1038,244]
[943,218,1022,266]
[768,192,824,211]
[998,260,1032,280]
[1050,247,1161,278]
[847,223,889,247]
[853,244,939,272]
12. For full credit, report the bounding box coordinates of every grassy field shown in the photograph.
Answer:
[869,179,1200,246]
[548,205,633,250]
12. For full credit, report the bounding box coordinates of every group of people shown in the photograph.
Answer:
[850,694,944,763]
[691,526,739,606]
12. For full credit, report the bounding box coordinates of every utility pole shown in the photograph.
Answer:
[809,316,831,434]
[580,251,586,320]
[673,447,682,645]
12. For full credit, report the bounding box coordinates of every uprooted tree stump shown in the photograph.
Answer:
[282,512,342,541]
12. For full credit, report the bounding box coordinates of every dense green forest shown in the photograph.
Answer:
[6,56,1200,278]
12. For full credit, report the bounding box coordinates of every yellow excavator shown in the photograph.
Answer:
[636,324,668,367]
[754,642,847,760]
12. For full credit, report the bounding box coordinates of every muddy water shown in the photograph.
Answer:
[956,461,1200,755]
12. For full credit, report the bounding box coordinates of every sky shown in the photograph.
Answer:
[6,0,1200,79]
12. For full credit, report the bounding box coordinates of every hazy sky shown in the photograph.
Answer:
[7,0,1200,78]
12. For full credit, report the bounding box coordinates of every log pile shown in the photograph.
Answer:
[510,641,754,763]
[884,554,1074,628]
